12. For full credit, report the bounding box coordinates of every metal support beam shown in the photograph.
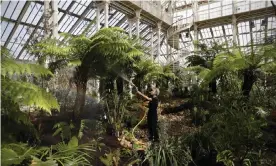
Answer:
[156,21,162,62]
[115,15,127,27]
[17,17,44,59]
[232,0,238,47]
[34,1,95,23]
[166,34,169,60]
[249,20,254,54]
[100,10,118,28]
[104,0,109,27]
[193,1,199,53]
[68,1,94,34]
[96,5,101,31]
[128,18,134,38]
[264,17,268,42]
[209,28,215,42]
[4,1,31,47]
[58,1,76,24]
[151,28,154,61]
[135,9,142,39]
[221,25,229,48]
[17,1,75,59]
[51,0,59,38]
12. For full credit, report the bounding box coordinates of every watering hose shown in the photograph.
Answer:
[131,107,147,141]
[129,82,147,143]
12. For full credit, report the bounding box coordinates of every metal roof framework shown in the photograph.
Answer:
[169,0,276,63]
[1,0,168,61]
[1,0,276,63]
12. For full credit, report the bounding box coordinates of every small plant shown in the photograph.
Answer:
[52,121,75,142]
[103,91,129,137]
[100,149,121,166]
[144,137,193,166]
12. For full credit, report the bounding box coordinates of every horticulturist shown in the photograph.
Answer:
[134,83,160,142]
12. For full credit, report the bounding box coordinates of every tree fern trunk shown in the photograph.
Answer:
[73,66,88,120]
[209,80,217,94]
[99,79,105,97]
[242,69,256,97]
[116,77,124,95]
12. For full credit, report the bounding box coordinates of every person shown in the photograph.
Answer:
[134,83,160,142]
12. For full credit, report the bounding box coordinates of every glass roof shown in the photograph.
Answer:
[171,0,276,63]
[1,0,276,64]
[0,0,161,61]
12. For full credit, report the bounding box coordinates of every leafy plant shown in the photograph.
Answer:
[1,47,59,113]
[78,119,95,139]
[30,27,143,119]
[100,149,121,166]
[1,136,97,166]
[1,143,37,166]
[1,47,59,144]
[103,91,129,136]
[185,42,226,94]
[52,121,75,142]
[144,137,193,166]
[196,43,276,97]
[133,58,176,90]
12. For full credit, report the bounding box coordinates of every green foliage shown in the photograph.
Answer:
[2,78,59,113]
[31,156,58,166]
[133,58,176,90]
[52,121,75,141]
[217,150,235,166]
[100,149,120,166]
[39,136,96,166]
[78,119,95,139]
[103,91,130,135]
[1,57,53,78]
[1,143,37,166]
[1,47,59,113]
[144,137,193,166]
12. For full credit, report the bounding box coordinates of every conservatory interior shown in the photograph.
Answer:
[1,0,276,165]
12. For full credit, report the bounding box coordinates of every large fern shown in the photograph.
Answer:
[1,48,59,113]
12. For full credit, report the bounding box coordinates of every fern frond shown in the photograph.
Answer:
[1,58,53,77]
[2,78,59,113]
[30,38,72,59]
[1,46,12,58]
[260,62,276,73]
